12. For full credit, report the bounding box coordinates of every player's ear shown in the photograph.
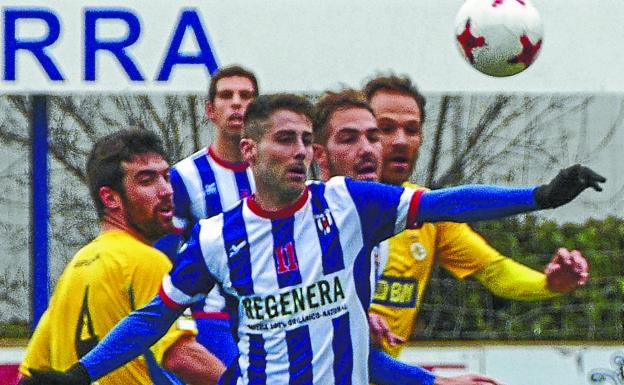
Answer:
[99,186,123,213]
[205,101,216,122]
[240,138,257,164]
[313,144,331,181]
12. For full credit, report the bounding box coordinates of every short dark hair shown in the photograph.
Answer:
[86,129,168,218]
[363,74,427,124]
[313,89,374,145]
[208,65,259,103]
[243,93,315,142]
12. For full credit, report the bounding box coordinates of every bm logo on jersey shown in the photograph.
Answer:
[373,276,418,308]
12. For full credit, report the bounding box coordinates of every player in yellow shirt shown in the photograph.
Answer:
[363,75,591,359]
[19,129,224,385]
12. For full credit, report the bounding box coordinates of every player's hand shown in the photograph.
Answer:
[545,247,589,293]
[534,164,606,209]
[20,363,91,385]
[434,373,504,385]
[369,313,406,347]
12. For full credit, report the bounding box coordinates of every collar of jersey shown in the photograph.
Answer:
[246,187,309,219]
[208,145,249,172]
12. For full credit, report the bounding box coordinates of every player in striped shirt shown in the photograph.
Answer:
[156,65,259,368]
[27,93,605,385]
[312,89,502,385]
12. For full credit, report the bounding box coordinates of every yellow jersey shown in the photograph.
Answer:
[20,230,193,385]
[370,182,554,357]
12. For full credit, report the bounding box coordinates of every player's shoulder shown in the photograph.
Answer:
[172,147,209,171]
[93,230,169,261]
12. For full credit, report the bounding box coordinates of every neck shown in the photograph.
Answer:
[100,214,151,245]
[213,134,243,163]
[252,185,305,213]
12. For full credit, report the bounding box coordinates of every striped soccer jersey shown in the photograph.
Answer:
[159,176,421,385]
[170,145,255,317]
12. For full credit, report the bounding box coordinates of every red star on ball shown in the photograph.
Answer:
[456,20,486,64]
[509,34,542,67]
[492,0,525,7]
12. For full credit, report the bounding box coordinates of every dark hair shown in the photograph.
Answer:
[86,129,168,218]
[363,74,427,124]
[243,93,315,142]
[313,89,374,145]
[208,65,259,102]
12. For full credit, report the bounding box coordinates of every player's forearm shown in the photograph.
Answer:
[163,335,226,385]
[369,346,436,385]
[80,295,183,381]
[473,258,559,300]
[417,185,538,223]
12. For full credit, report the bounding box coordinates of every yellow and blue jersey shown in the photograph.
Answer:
[20,230,194,385]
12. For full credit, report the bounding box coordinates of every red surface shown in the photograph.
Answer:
[0,364,20,385]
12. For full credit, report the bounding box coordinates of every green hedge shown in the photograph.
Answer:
[414,215,624,340]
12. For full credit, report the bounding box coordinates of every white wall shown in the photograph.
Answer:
[400,344,624,385]
[1,0,624,94]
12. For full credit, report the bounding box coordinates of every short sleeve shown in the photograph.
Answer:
[159,224,216,309]
[436,222,505,279]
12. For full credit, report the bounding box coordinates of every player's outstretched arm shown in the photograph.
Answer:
[368,347,504,385]
[369,346,436,385]
[416,164,605,224]
[22,294,185,385]
[162,334,226,385]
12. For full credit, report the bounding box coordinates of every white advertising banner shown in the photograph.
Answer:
[1,0,624,94]
[400,344,624,385]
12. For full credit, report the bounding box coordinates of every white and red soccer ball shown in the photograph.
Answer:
[455,0,543,77]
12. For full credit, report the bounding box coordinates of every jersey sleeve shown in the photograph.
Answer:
[473,258,558,300]
[159,223,217,310]
[435,222,506,279]
[170,166,192,234]
[343,177,421,244]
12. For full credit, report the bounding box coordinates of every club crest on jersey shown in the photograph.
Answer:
[275,242,299,274]
[314,209,334,235]
[410,242,427,261]
[204,182,217,196]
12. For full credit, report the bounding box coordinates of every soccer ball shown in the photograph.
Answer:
[455,0,543,77]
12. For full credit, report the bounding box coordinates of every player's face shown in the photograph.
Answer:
[252,110,314,203]
[120,152,174,242]
[317,107,381,181]
[206,76,256,138]
[369,90,423,185]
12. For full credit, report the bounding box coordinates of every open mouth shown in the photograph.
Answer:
[387,155,410,170]
[158,203,174,220]
[228,113,244,126]
[355,162,378,180]
[286,165,307,181]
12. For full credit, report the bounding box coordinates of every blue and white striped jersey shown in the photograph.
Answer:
[159,176,421,385]
[170,145,255,231]
[169,145,255,317]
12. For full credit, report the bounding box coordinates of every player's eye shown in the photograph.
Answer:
[405,124,422,136]
[217,91,234,99]
[379,124,395,134]
[240,91,254,100]
[368,129,381,142]
[337,133,357,143]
